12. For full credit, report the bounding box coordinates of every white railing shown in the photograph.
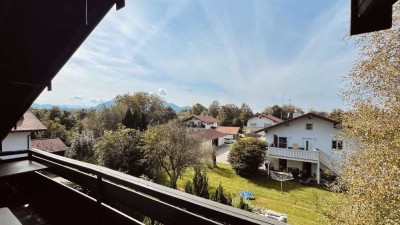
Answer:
[268,147,319,161]
[318,150,342,175]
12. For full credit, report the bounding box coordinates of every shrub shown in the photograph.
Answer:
[212,183,232,206]
[227,138,267,176]
[193,168,210,199]
[184,180,194,194]
[232,195,253,212]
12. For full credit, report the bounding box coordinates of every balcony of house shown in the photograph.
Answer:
[0,149,285,225]
[267,147,319,163]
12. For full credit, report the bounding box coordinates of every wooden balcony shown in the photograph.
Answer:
[0,149,284,225]
[268,147,319,162]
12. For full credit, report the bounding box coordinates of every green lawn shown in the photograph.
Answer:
[177,164,331,225]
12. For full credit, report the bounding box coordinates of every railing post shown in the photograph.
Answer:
[97,174,103,225]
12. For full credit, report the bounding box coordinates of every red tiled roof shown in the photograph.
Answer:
[260,114,284,123]
[193,115,219,123]
[31,138,68,153]
[216,126,240,134]
[195,129,225,140]
[11,111,47,132]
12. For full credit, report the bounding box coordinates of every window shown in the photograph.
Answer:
[278,137,288,148]
[332,140,343,150]
[306,123,313,130]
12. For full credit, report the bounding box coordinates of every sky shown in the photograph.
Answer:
[35,0,358,112]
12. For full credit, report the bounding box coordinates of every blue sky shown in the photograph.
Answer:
[36,0,358,112]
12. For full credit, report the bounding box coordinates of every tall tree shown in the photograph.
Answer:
[67,130,96,162]
[95,128,147,177]
[208,101,221,118]
[322,6,400,225]
[239,103,253,126]
[190,103,207,115]
[218,104,240,126]
[329,108,344,122]
[144,120,210,188]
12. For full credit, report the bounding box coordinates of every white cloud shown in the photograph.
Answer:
[158,88,167,96]
[70,95,84,101]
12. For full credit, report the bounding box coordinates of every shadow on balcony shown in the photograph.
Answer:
[0,149,284,225]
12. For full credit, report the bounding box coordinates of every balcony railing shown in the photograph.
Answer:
[268,147,319,161]
[0,149,284,225]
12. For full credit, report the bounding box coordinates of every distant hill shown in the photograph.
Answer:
[164,102,191,112]
[32,101,190,112]
[94,100,115,110]
[32,103,92,110]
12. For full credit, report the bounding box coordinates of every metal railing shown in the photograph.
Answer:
[318,151,342,175]
[0,149,284,225]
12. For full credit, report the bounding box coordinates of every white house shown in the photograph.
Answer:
[1,111,47,158]
[215,126,240,140]
[182,115,219,129]
[194,129,225,148]
[245,114,283,134]
[259,112,346,184]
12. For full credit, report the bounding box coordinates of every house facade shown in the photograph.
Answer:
[215,126,240,140]
[183,115,219,129]
[259,113,346,184]
[245,114,283,134]
[195,129,225,148]
[1,111,47,159]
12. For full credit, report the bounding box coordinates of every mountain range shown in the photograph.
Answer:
[32,101,190,112]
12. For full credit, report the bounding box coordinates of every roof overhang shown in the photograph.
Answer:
[0,0,124,141]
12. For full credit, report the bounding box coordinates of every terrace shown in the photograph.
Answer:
[0,149,283,225]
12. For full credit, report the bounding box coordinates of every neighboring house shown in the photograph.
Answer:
[1,111,47,159]
[258,112,346,184]
[245,114,283,135]
[195,129,225,148]
[215,126,240,140]
[182,115,219,129]
[32,138,69,156]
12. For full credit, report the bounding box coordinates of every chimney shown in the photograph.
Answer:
[293,112,303,118]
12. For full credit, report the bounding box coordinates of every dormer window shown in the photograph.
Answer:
[306,123,313,130]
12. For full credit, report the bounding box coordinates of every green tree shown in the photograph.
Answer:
[239,103,253,126]
[66,130,96,162]
[322,5,400,225]
[49,106,62,121]
[228,138,267,176]
[208,101,220,118]
[151,106,177,125]
[218,104,240,126]
[95,128,147,177]
[144,120,209,188]
[212,183,232,206]
[190,103,207,115]
[192,168,209,199]
[329,108,344,122]
[122,108,135,129]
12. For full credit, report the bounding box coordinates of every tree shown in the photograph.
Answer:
[228,138,267,176]
[322,5,400,225]
[329,108,344,122]
[151,106,177,125]
[239,103,253,126]
[122,108,135,128]
[94,127,147,177]
[49,106,62,121]
[190,103,207,115]
[192,168,209,199]
[218,104,240,126]
[208,101,220,118]
[66,130,96,162]
[264,104,303,120]
[212,183,232,206]
[263,105,282,119]
[144,120,209,188]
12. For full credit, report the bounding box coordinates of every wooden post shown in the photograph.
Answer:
[317,152,321,185]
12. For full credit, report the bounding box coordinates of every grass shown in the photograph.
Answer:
[177,164,331,225]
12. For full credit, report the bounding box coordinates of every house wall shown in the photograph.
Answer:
[2,132,30,151]
[217,137,224,147]
[266,116,348,156]
[247,116,275,128]
[204,122,218,129]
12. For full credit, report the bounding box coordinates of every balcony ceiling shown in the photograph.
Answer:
[0,0,123,142]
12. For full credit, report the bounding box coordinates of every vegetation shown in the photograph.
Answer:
[211,183,232,206]
[94,127,147,177]
[322,5,400,225]
[177,164,331,225]
[228,138,267,176]
[67,130,96,162]
[144,120,211,188]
